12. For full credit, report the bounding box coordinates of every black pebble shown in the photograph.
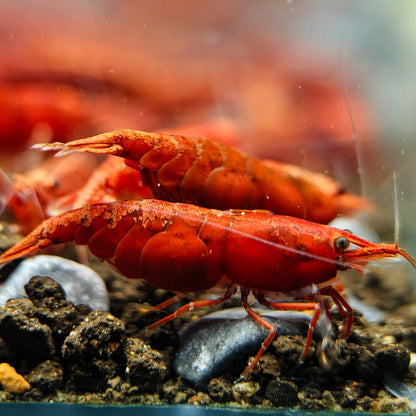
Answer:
[61,311,126,391]
[0,299,55,369]
[125,337,170,390]
[265,379,299,407]
[26,360,64,393]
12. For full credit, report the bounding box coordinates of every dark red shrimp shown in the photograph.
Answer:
[3,153,99,234]
[36,129,369,224]
[0,199,413,377]
[48,156,153,216]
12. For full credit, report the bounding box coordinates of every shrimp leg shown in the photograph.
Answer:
[257,294,322,363]
[147,285,238,331]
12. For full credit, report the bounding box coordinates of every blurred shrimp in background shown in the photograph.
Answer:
[0,1,379,178]
[0,1,416,293]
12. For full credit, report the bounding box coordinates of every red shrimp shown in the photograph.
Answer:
[0,199,413,377]
[48,157,153,216]
[0,82,161,173]
[0,83,87,154]
[36,129,369,224]
[48,120,238,215]
[3,153,99,234]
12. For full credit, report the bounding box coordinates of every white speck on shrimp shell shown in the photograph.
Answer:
[0,255,109,311]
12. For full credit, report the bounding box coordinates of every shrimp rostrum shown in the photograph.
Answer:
[0,199,414,377]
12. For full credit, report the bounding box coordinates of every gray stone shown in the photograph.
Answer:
[0,255,109,311]
[173,308,316,387]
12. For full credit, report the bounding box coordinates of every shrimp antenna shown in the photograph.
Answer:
[342,41,367,198]
[392,170,400,249]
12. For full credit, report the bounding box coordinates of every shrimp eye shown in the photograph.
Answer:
[334,236,350,250]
